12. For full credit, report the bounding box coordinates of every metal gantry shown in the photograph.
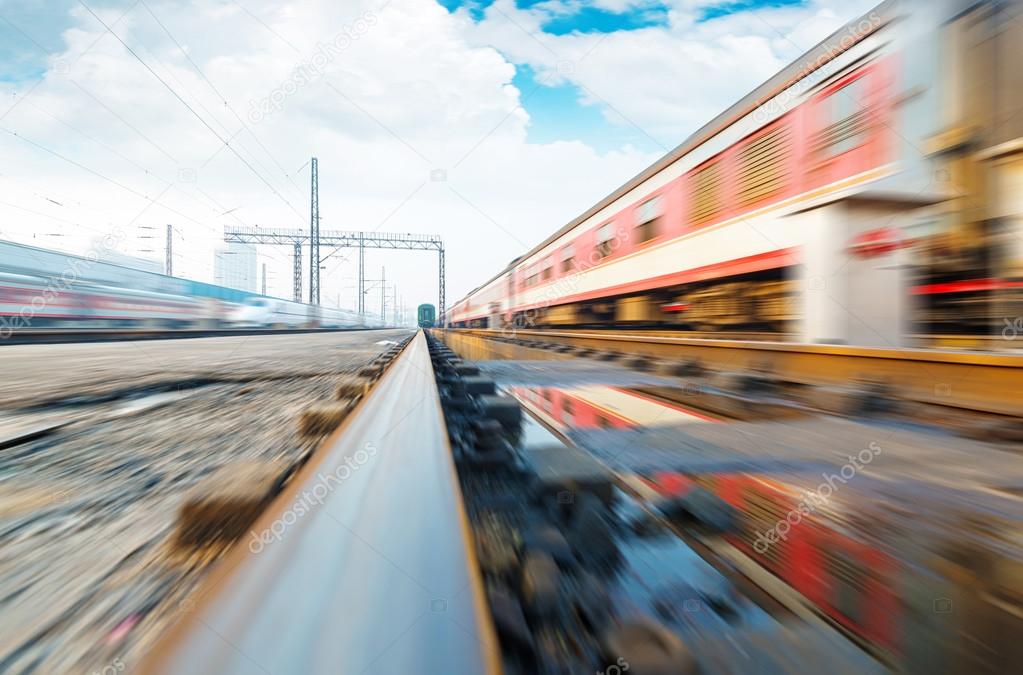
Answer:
[223,226,446,323]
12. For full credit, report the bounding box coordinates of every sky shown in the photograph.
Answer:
[0,0,879,316]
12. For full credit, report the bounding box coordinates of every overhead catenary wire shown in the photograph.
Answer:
[77,0,306,224]
[139,0,307,201]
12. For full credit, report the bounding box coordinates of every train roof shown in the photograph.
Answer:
[453,0,897,305]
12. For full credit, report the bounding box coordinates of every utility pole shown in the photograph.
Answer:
[292,242,302,301]
[165,224,173,276]
[309,157,320,305]
[438,245,445,327]
[380,266,386,323]
[357,232,365,319]
[261,263,267,295]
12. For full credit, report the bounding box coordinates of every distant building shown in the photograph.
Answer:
[214,242,257,292]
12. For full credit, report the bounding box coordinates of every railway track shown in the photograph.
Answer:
[140,331,499,675]
[430,333,1023,672]
[492,328,1022,351]
[0,330,415,673]
[449,328,1023,418]
[13,325,999,673]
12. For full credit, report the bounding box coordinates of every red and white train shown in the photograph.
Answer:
[450,0,1023,347]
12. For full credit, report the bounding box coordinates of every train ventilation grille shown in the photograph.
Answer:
[738,126,791,207]
[691,160,725,226]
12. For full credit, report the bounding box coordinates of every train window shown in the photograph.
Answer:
[738,125,791,206]
[819,76,870,155]
[635,196,662,243]
[560,245,575,273]
[562,398,574,425]
[596,223,614,258]
[526,263,540,287]
[691,160,724,226]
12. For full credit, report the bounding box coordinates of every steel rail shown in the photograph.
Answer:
[140,331,500,675]
[469,327,1023,349]
[449,328,1023,417]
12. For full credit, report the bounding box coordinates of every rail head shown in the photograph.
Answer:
[446,328,1023,417]
[456,328,1023,367]
[140,330,500,675]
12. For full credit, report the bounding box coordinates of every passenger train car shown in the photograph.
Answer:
[0,239,378,331]
[449,0,1023,347]
[417,303,436,328]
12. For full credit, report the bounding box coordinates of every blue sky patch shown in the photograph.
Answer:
[438,1,670,34]
[512,65,663,154]
[541,5,669,35]
[0,1,78,84]
[699,0,806,22]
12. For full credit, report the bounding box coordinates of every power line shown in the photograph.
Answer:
[0,124,293,270]
[139,0,306,201]
[77,0,305,224]
[70,81,178,163]
[0,47,299,272]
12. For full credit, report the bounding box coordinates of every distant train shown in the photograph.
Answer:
[0,239,382,332]
[417,303,436,328]
[230,296,365,328]
[449,0,1023,347]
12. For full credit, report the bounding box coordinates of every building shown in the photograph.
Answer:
[214,242,258,292]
